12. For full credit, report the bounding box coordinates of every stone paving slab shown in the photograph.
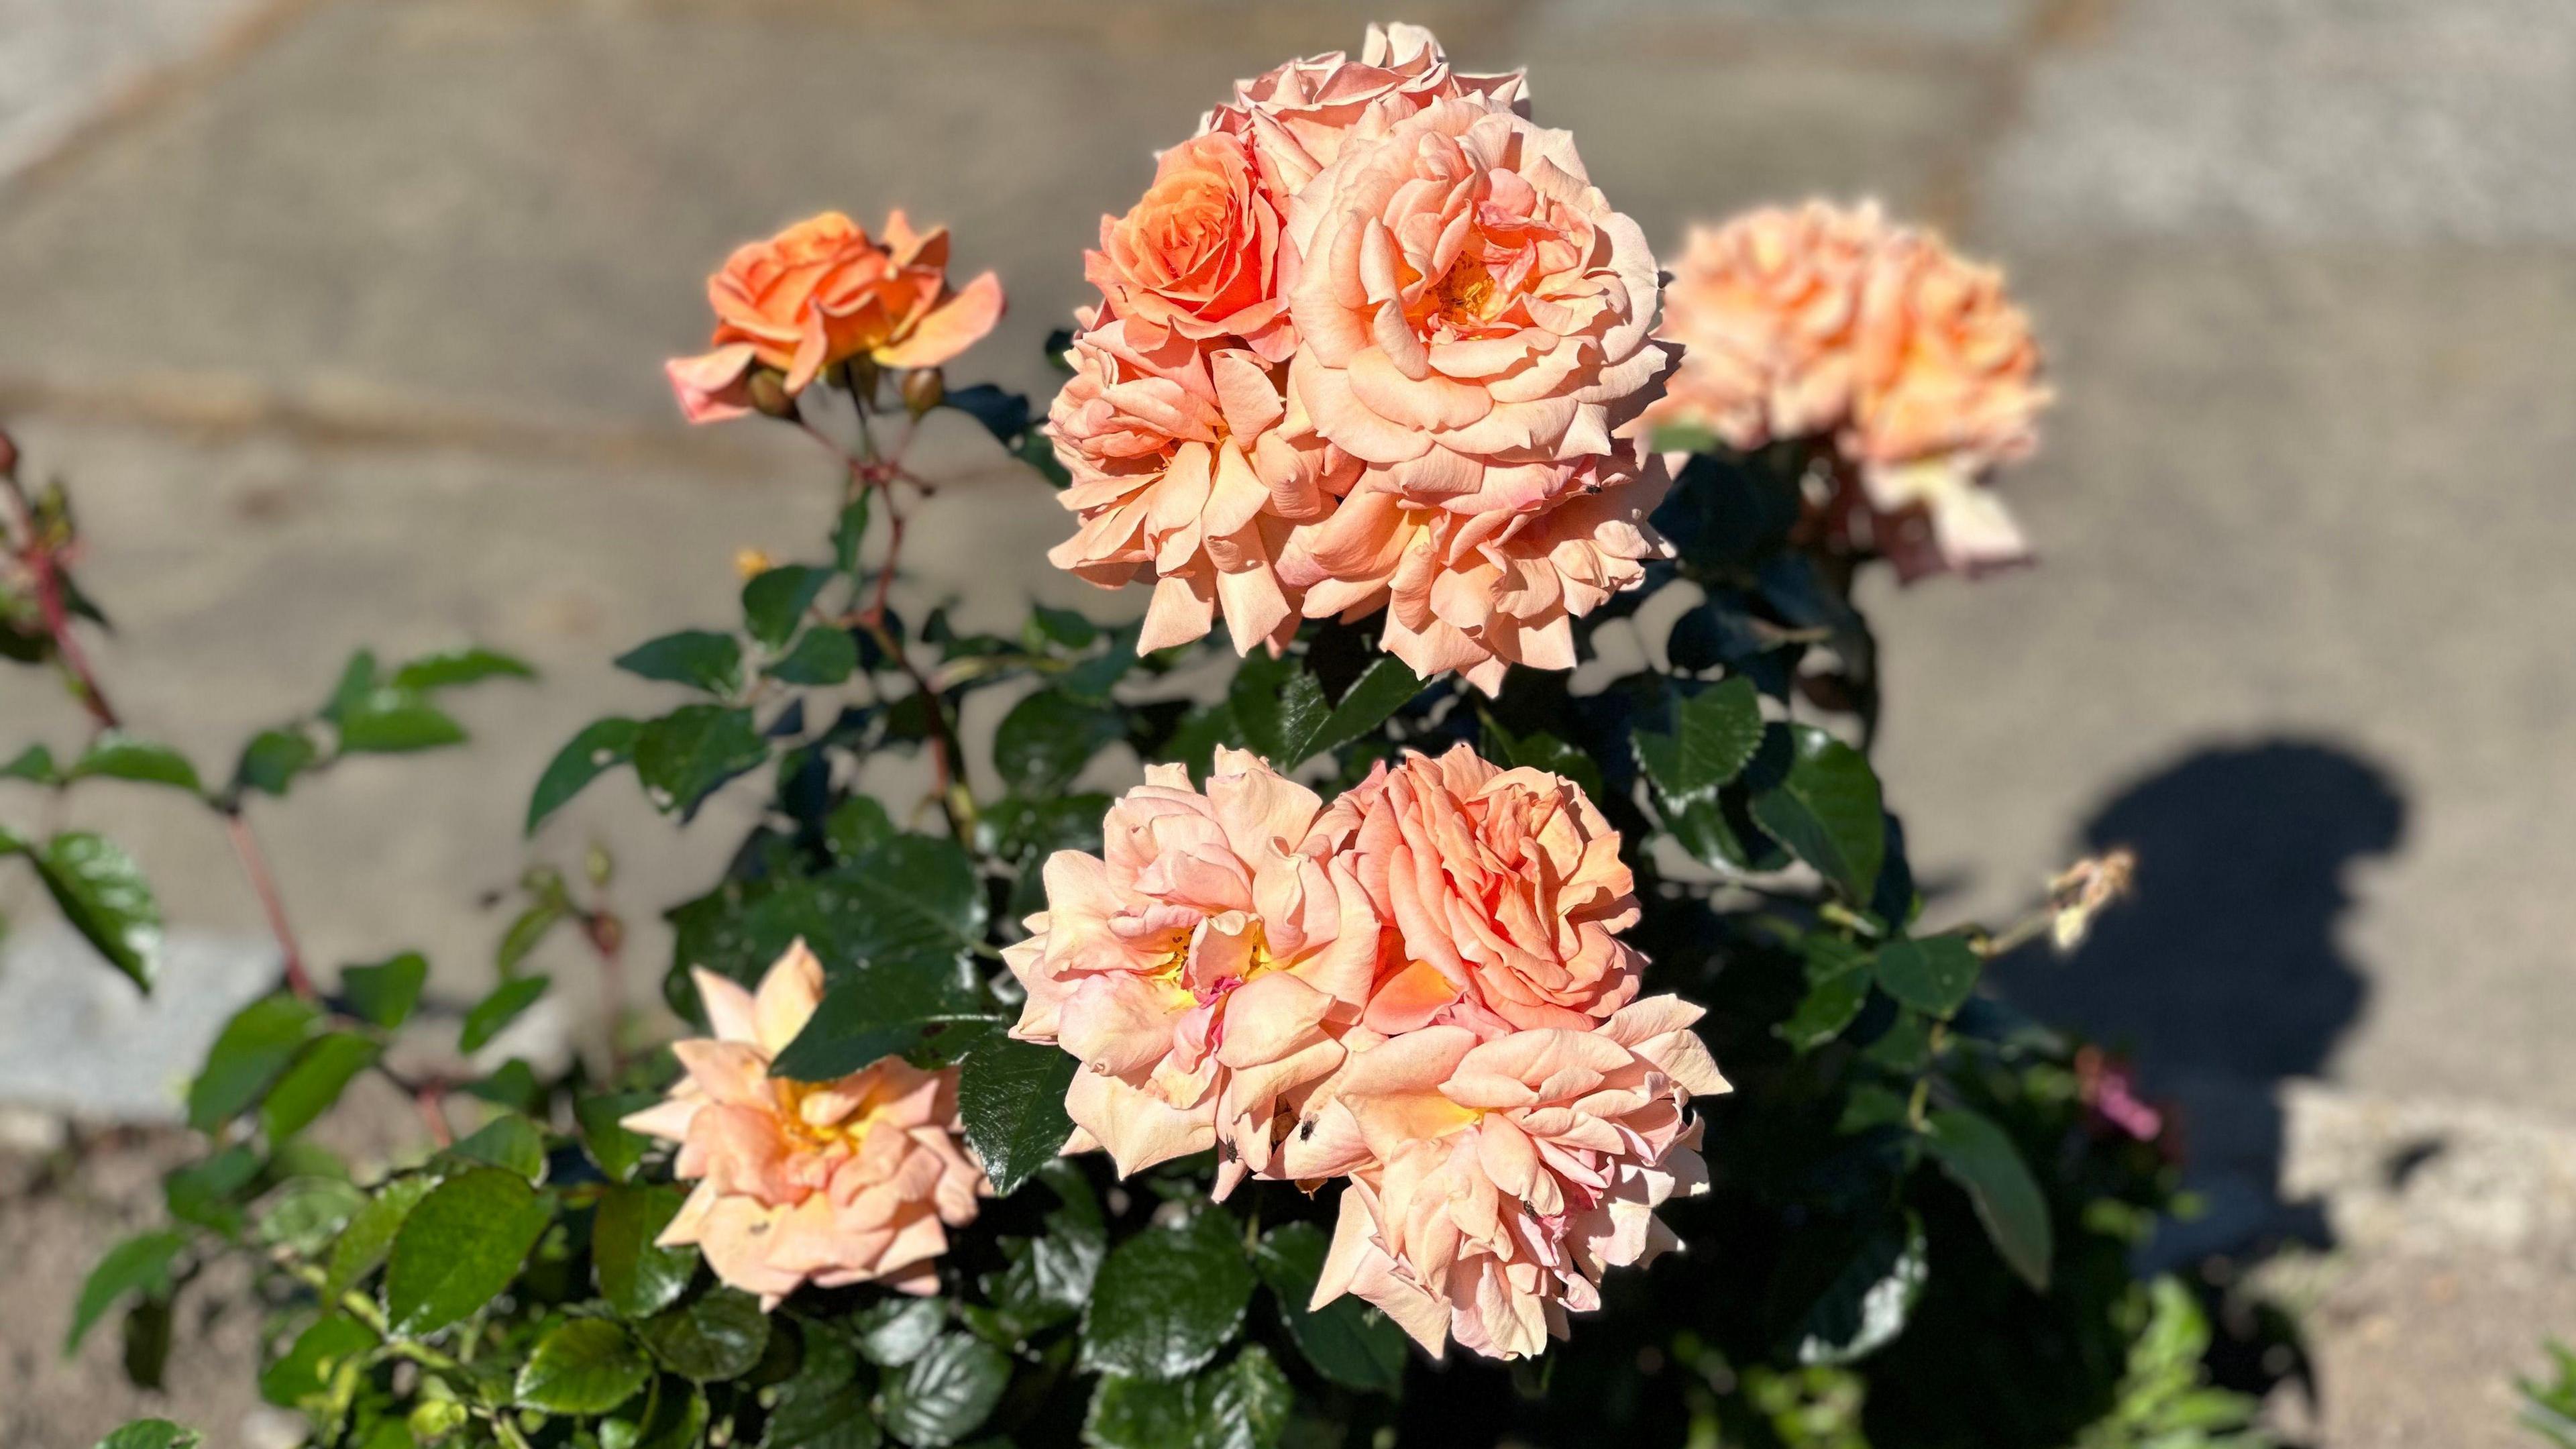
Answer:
[1872,241,2576,1118]
[1986,0,2576,242]
[0,0,1998,441]
[0,0,276,181]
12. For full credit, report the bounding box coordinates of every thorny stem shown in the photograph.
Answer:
[4,430,321,1000]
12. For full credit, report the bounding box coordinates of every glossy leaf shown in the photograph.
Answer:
[527,717,641,835]
[636,1289,769,1382]
[1295,657,1426,765]
[441,1113,547,1182]
[95,1421,200,1449]
[260,1033,382,1140]
[66,1230,186,1354]
[1,743,60,784]
[1926,1108,2053,1292]
[1874,934,1982,1018]
[335,699,467,754]
[744,566,835,649]
[955,1035,1078,1197]
[518,1318,651,1415]
[1776,936,1874,1053]
[34,831,162,991]
[595,1183,696,1320]
[186,994,319,1130]
[633,705,767,817]
[1250,1223,1407,1395]
[340,951,427,1028]
[1633,676,1764,803]
[1749,724,1885,902]
[616,631,744,695]
[459,975,547,1054]
[70,733,202,793]
[384,1167,553,1336]
[993,688,1123,794]
[231,728,319,799]
[389,646,535,692]
[879,1334,1009,1447]
[578,1090,660,1183]
[259,1312,375,1410]
[325,1173,437,1299]
[1081,1209,1256,1381]
[771,627,859,686]
[1084,1347,1295,1449]
[855,1299,948,1368]
[1788,1213,1929,1367]
[1226,655,1329,767]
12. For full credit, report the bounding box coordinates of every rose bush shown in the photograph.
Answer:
[25,21,2290,1449]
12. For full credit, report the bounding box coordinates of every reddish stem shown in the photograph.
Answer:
[413,1079,454,1147]
[224,808,317,1000]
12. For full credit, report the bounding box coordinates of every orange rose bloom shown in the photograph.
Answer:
[1087,132,1292,362]
[666,211,1004,424]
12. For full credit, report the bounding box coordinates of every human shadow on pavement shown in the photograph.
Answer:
[1990,739,2406,1265]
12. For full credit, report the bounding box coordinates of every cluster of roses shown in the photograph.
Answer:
[1044,25,1676,695]
[1002,745,1727,1361]
[1648,199,2052,580]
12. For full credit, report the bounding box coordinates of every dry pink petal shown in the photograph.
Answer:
[621,941,990,1308]
[1002,749,1385,1193]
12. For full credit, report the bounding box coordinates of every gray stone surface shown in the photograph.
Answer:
[1987,0,2576,242]
[0,924,276,1120]
[0,0,275,181]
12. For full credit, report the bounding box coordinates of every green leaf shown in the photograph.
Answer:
[164,1146,260,1234]
[1925,1109,2053,1292]
[1480,719,1607,806]
[993,689,1123,794]
[187,993,320,1130]
[955,1036,1078,1197]
[259,1181,364,1252]
[773,967,1000,1081]
[578,1090,659,1183]
[1226,658,1330,766]
[1750,724,1885,901]
[1250,1223,1406,1394]
[66,1230,186,1354]
[390,647,535,692]
[1633,676,1764,804]
[616,631,744,695]
[69,733,201,794]
[744,566,835,649]
[384,1167,553,1336]
[595,1183,696,1320]
[34,831,162,991]
[1084,1347,1295,1449]
[441,1113,547,1182]
[636,1289,769,1382]
[833,495,873,574]
[95,1421,201,1449]
[527,717,641,835]
[1873,934,1982,1018]
[325,1174,437,1299]
[341,952,427,1028]
[763,1326,881,1449]
[261,1034,381,1140]
[496,901,562,973]
[1296,657,1426,765]
[1775,936,1874,1053]
[121,1295,172,1390]
[771,627,859,686]
[518,1318,652,1415]
[1081,1209,1257,1381]
[335,699,467,754]
[2,743,60,784]
[610,1377,709,1449]
[855,1298,948,1367]
[1788,1213,1929,1367]
[881,1334,1010,1448]
[232,728,319,798]
[260,1311,376,1409]
[323,650,382,721]
[460,975,547,1054]
[633,704,767,816]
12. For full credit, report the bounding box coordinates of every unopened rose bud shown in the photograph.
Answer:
[733,547,775,580]
[901,367,945,418]
[746,368,796,419]
[589,910,626,959]
[0,429,16,476]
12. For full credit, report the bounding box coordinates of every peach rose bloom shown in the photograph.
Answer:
[1845,225,2050,579]
[1280,439,1671,692]
[1313,743,1646,1035]
[1001,748,1383,1193]
[666,211,1004,425]
[1045,315,1356,655]
[1647,201,1882,451]
[621,942,989,1307]
[1282,97,1668,505]
[1204,23,1527,200]
[1298,1000,1729,1360]
[1087,131,1293,362]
